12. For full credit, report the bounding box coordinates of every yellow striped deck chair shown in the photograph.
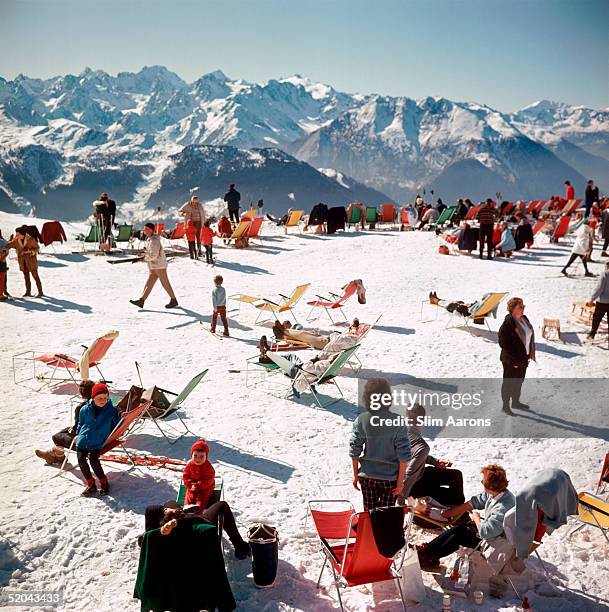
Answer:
[567,492,609,543]
[284,210,304,234]
[254,283,310,322]
[227,220,251,247]
[439,291,509,332]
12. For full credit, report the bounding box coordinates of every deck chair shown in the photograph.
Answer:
[532,220,546,240]
[378,204,397,229]
[252,283,310,323]
[566,493,609,543]
[464,205,481,221]
[115,223,133,249]
[154,223,164,235]
[169,222,185,246]
[306,281,358,324]
[247,216,264,243]
[241,209,257,221]
[226,220,251,246]
[550,216,571,243]
[13,330,119,385]
[284,210,304,234]
[177,476,224,507]
[425,292,509,332]
[526,201,538,214]
[433,206,457,229]
[502,202,516,216]
[271,344,360,408]
[142,370,208,443]
[77,224,101,251]
[346,205,362,227]
[57,399,152,477]
[597,452,609,495]
[308,500,413,612]
[365,206,377,228]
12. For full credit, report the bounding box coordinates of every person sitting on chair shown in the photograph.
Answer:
[417,464,515,571]
[34,380,95,465]
[398,403,465,507]
[143,499,251,560]
[428,290,493,323]
[269,318,362,351]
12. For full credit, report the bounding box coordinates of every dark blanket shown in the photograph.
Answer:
[327,206,347,234]
[369,506,405,558]
[134,523,236,612]
[515,223,534,250]
[307,203,328,226]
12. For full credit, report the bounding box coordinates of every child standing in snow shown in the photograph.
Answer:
[76,383,120,496]
[200,220,216,265]
[211,275,229,336]
[185,220,198,259]
[183,439,216,510]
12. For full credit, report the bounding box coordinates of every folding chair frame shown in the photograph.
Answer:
[565,492,609,544]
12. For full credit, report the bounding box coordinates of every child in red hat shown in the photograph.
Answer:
[185,220,198,260]
[183,439,216,509]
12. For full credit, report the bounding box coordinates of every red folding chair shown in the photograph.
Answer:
[154,223,164,235]
[464,205,481,221]
[14,330,119,385]
[306,280,358,323]
[247,216,264,243]
[526,201,538,214]
[170,222,185,242]
[378,204,397,229]
[308,500,413,612]
[550,216,571,243]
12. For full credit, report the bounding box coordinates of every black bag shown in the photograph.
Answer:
[247,524,278,588]
[141,386,172,419]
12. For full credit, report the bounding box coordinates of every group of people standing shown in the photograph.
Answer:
[0,226,43,299]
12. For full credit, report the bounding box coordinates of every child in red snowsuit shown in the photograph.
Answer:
[185,220,198,260]
[200,220,216,264]
[183,439,215,510]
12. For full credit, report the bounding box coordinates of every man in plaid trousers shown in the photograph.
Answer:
[350,379,411,510]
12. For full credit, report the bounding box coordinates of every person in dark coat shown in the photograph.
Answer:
[514,214,534,250]
[584,180,599,218]
[223,184,241,224]
[35,380,95,465]
[600,207,609,257]
[498,297,536,415]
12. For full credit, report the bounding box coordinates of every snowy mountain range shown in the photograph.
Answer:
[0,66,607,219]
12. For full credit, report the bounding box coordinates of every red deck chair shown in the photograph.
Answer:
[378,204,397,229]
[171,222,185,240]
[550,216,571,242]
[154,223,164,235]
[246,216,264,242]
[502,202,516,216]
[492,225,502,246]
[306,280,358,323]
[597,452,609,495]
[308,500,412,612]
[534,200,547,215]
[14,330,119,385]
[58,400,152,477]
[526,201,538,214]
[464,205,481,221]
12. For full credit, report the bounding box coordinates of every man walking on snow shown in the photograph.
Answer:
[130,223,178,309]
[224,184,241,224]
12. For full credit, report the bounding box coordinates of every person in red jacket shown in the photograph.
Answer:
[217,216,232,242]
[183,439,216,510]
[200,220,216,265]
[565,180,575,201]
[184,221,198,259]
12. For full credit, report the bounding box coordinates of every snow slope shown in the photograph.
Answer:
[1,211,608,612]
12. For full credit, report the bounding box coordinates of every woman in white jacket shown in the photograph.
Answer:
[561,220,594,277]
[130,223,178,308]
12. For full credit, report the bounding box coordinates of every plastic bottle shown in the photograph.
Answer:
[442,593,451,611]
[457,555,470,588]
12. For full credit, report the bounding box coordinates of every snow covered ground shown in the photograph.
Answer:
[1,210,608,612]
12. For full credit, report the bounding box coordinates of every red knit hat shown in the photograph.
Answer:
[91,383,109,398]
[191,439,209,455]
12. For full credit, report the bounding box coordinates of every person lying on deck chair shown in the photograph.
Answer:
[397,403,465,508]
[417,464,515,571]
[142,499,251,560]
[428,291,494,324]
[265,318,362,351]
[269,331,360,396]
[34,380,95,465]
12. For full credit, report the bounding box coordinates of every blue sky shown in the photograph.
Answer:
[1,0,608,111]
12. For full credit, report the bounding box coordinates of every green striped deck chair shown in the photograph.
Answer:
[177,476,224,506]
[347,206,362,226]
[143,370,208,444]
[115,223,133,243]
[435,206,457,228]
[365,206,377,227]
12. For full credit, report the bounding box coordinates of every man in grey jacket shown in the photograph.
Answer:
[350,379,411,510]
[418,464,515,570]
[130,223,178,309]
[586,261,609,342]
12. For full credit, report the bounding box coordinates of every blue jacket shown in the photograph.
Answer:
[469,489,516,541]
[76,399,120,450]
[349,411,412,480]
